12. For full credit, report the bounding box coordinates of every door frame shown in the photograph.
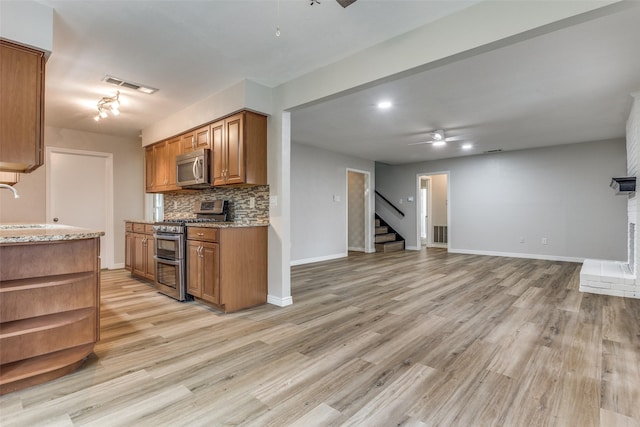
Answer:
[420,176,431,246]
[416,171,450,250]
[346,168,374,254]
[46,146,115,269]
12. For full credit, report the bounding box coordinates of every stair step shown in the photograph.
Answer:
[375,240,405,252]
[375,233,397,243]
[375,226,388,235]
[375,219,381,227]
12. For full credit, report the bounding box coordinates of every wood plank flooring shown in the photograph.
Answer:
[2,248,640,426]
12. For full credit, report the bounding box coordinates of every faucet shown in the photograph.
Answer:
[0,184,20,199]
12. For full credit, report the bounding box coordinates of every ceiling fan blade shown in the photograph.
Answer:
[336,0,357,7]
[408,141,432,146]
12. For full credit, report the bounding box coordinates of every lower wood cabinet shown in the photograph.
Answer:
[187,239,219,303]
[0,237,100,394]
[125,222,155,282]
[186,226,266,313]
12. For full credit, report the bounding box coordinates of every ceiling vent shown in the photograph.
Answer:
[102,75,158,94]
[484,149,503,154]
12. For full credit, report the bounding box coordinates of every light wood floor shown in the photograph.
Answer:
[2,249,640,426]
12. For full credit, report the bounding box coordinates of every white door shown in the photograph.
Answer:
[47,147,113,269]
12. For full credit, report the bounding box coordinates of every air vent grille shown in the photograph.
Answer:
[101,75,158,94]
[484,149,503,154]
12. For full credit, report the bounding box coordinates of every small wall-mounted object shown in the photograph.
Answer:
[610,177,636,195]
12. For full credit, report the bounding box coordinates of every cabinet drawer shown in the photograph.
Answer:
[125,222,133,232]
[187,227,219,242]
[132,223,146,233]
[144,224,155,234]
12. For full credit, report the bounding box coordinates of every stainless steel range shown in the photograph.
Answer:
[153,200,228,301]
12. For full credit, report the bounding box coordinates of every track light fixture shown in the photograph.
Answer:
[94,91,121,122]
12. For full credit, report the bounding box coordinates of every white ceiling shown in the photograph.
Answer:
[31,1,640,165]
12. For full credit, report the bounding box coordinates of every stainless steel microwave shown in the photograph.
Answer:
[176,148,211,188]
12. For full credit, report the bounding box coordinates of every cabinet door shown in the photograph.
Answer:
[144,234,155,280]
[0,41,45,173]
[211,119,225,186]
[153,141,168,190]
[182,125,209,154]
[201,242,220,304]
[125,231,132,271]
[145,146,154,193]
[186,240,202,297]
[132,233,146,277]
[165,136,182,191]
[224,113,245,185]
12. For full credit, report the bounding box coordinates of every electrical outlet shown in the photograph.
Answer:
[270,195,278,207]
[333,195,341,202]
[519,237,525,243]
[249,197,255,208]
[542,237,548,245]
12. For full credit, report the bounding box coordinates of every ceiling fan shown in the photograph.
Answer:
[408,130,455,146]
[310,0,358,7]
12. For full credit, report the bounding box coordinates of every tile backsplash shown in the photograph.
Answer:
[163,185,269,224]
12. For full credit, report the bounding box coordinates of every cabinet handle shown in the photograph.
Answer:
[197,232,204,236]
[192,136,196,150]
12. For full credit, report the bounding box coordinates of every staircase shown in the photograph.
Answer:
[375,215,405,252]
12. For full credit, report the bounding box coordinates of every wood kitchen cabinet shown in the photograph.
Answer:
[0,40,46,173]
[0,236,101,394]
[186,239,220,303]
[212,111,267,186]
[127,222,155,282]
[186,226,266,312]
[145,136,182,193]
[182,125,210,154]
[0,172,19,186]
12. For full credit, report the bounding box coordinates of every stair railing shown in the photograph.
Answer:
[375,190,405,217]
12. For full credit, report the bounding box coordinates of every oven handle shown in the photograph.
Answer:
[153,233,182,242]
[154,256,182,266]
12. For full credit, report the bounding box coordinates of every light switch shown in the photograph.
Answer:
[407,196,414,202]
[270,195,278,207]
[333,195,341,202]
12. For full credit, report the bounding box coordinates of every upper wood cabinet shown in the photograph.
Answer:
[0,40,46,173]
[182,125,210,154]
[0,172,19,186]
[212,111,267,186]
[145,136,182,193]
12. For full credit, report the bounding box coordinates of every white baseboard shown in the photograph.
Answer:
[109,263,125,270]
[267,295,293,307]
[428,243,448,249]
[448,248,583,263]
[348,246,365,252]
[290,252,347,266]
[405,245,421,251]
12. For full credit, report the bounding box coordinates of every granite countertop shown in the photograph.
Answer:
[124,219,156,224]
[0,224,105,244]
[185,221,270,228]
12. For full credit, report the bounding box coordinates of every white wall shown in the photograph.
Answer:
[0,0,53,52]
[376,139,627,261]
[0,127,144,266]
[291,143,374,264]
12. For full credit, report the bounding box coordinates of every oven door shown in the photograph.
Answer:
[154,257,186,301]
[155,234,184,260]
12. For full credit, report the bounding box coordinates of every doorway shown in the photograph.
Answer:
[347,169,373,253]
[416,172,449,249]
[46,147,114,269]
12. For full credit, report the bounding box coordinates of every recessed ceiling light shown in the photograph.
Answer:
[462,143,473,150]
[377,100,392,109]
[433,141,446,147]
